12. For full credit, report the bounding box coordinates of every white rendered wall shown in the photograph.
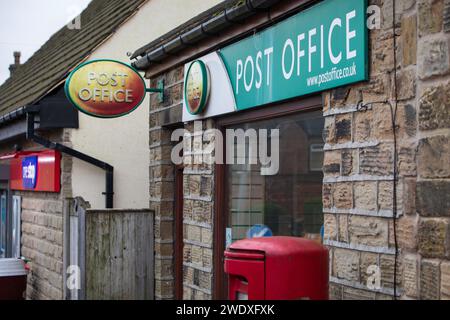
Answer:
[70,0,222,209]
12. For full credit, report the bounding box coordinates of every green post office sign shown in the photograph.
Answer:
[219,0,369,111]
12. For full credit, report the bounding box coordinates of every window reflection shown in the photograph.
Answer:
[227,111,324,244]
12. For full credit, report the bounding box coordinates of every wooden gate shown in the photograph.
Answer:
[64,198,154,300]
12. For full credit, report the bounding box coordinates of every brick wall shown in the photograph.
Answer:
[324,0,450,299]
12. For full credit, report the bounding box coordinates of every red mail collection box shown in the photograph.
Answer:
[224,236,329,300]
[0,259,28,300]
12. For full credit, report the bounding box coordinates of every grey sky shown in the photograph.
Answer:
[0,0,92,84]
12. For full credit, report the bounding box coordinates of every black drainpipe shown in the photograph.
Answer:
[26,109,114,208]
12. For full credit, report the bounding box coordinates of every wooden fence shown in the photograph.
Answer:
[64,198,154,300]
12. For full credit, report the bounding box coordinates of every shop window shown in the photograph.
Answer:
[226,111,324,244]
[0,194,21,258]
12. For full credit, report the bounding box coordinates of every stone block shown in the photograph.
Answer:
[375,293,394,300]
[185,225,202,243]
[155,220,173,241]
[371,32,395,74]
[183,287,193,300]
[323,183,333,209]
[418,38,450,79]
[201,228,212,246]
[416,181,450,217]
[333,183,353,209]
[380,254,402,289]
[338,215,349,243]
[183,245,192,264]
[192,201,212,225]
[403,254,419,298]
[329,283,343,300]
[199,176,213,197]
[332,248,360,282]
[187,175,201,197]
[418,0,444,36]
[348,215,389,247]
[441,261,450,299]
[391,215,418,251]
[191,245,203,265]
[418,135,450,179]
[403,178,416,216]
[324,214,337,241]
[202,248,213,269]
[420,259,441,299]
[398,139,417,177]
[419,83,450,130]
[354,110,373,142]
[154,242,173,257]
[323,116,336,144]
[323,150,341,176]
[155,279,174,298]
[199,270,212,290]
[342,149,358,176]
[445,0,450,32]
[330,86,361,108]
[342,286,375,300]
[360,252,378,287]
[418,218,450,258]
[335,114,352,143]
[402,14,417,66]
[166,66,185,84]
[354,181,377,211]
[359,145,394,176]
[397,68,416,100]
[150,82,183,109]
[155,259,173,279]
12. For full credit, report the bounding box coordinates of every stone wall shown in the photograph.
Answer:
[146,0,450,300]
[20,192,65,300]
[324,0,450,300]
[148,66,183,299]
[182,120,215,300]
[149,65,215,299]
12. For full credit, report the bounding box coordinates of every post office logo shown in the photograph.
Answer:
[184,60,210,115]
[22,156,38,189]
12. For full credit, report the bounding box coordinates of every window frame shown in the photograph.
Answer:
[11,195,21,258]
[213,95,323,299]
[0,190,6,258]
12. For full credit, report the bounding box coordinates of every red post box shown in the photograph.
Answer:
[0,259,28,300]
[224,236,329,300]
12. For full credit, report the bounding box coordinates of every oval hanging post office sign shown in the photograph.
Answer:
[65,59,147,118]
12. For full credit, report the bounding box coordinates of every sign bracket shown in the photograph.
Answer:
[146,79,164,103]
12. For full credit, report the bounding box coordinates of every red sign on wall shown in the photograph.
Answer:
[9,150,61,193]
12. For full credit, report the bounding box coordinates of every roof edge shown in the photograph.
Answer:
[130,0,241,59]
[0,106,29,127]
[131,0,283,70]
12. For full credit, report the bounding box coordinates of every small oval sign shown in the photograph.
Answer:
[65,59,146,118]
[184,60,210,115]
